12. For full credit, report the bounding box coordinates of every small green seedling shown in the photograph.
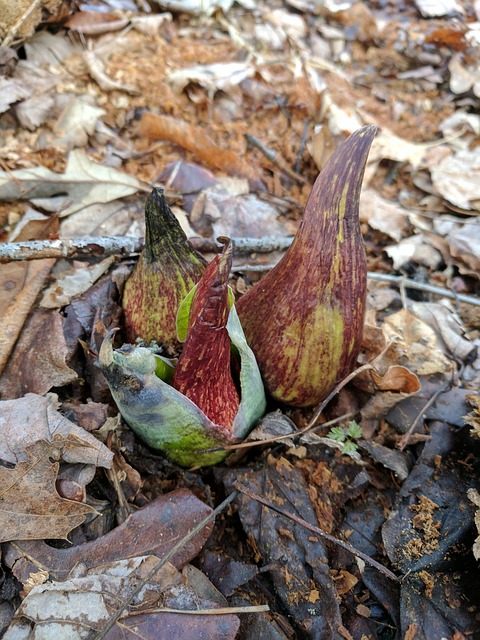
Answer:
[327,420,362,458]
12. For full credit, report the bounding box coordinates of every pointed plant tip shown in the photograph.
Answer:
[99,328,119,367]
[105,327,120,340]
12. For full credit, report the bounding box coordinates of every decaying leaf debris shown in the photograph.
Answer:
[0,0,479,638]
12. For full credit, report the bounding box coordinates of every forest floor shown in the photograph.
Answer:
[0,1,480,638]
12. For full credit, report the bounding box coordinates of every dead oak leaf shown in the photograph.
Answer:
[0,438,96,543]
[0,393,113,468]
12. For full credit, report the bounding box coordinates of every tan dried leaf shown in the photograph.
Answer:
[0,150,141,217]
[0,308,78,398]
[429,147,480,209]
[0,393,113,468]
[0,438,96,543]
[360,189,409,241]
[382,309,452,376]
[0,259,55,377]
[40,256,116,309]
[410,301,476,361]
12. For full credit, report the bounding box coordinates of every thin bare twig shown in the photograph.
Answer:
[0,235,293,263]
[245,133,307,184]
[1,0,43,47]
[397,362,458,451]
[128,604,270,616]
[235,483,399,582]
[199,362,376,456]
[1,235,479,307]
[89,490,238,640]
[233,267,480,307]
[204,411,358,454]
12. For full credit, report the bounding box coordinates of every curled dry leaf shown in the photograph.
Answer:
[0,438,96,544]
[385,234,443,271]
[360,364,420,429]
[0,393,113,467]
[449,52,480,97]
[169,61,254,93]
[433,217,480,277]
[371,365,421,394]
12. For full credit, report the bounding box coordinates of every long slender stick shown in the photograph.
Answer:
[235,483,399,582]
[1,236,478,307]
[0,235,293,262]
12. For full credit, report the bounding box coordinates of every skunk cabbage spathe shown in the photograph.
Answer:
[236,125,377,407]
[122,188,206,347]
[100,239,266,467]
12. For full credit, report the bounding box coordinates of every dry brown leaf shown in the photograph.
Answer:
[429,147,480,209]
[46,96,106,150]
[368,126,431,169]
[40,256,116,308]
[0,259,55,377]
[0,438,96,544]
[464,394,480,438]
[169,61,254,94]
[139,112,261,184]
[10,208,59,243]
[0,150,142,217]
[4,558,240,640]
[433,217,480,277]
[382,309,452,376]
[467,488,480,560]
[59,200,139,237]
[360,189,409,241]
[4,489,214,584]
[409,301,476,361]
[449,53,480,97]
[150,0,234,15]
[0,393,113,467]
[191,187,293,238]
[0,77,31,114]
[384,234,443,270]
[415,0,463,17]
[0,308,78,398]
[371,365,421,394]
